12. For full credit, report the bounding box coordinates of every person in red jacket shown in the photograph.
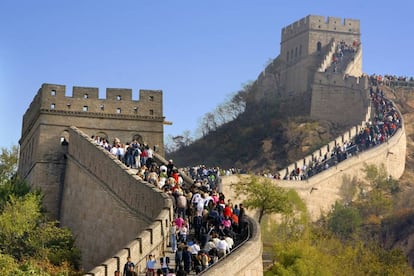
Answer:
[223,204,232,218]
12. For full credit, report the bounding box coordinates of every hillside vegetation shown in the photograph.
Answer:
[169,98,343,173]
[0,146,82,275]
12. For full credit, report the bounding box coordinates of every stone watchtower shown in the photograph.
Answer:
[250,15,368,125]
[280,15,361,95]
[18,83,165,219]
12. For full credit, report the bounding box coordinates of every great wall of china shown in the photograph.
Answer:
[17,15,408,275]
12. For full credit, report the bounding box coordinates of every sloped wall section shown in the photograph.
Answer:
[203,217,263,276]
[276,114,406,220]
[61,127,173,272]
[61,127,263,275]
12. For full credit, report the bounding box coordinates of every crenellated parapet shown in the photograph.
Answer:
[21,83,163,141]
[313,72,368,90]
[281,15,360,43]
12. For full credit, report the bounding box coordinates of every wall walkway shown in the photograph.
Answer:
[276,99,406,220]
[60,127,263,275]
[61,127,173,274]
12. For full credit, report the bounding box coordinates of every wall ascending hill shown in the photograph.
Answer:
[61,127,264,275]
[60,127,173,271]
[277,113,406,221]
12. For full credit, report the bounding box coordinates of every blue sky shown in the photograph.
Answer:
[1,1,413,148]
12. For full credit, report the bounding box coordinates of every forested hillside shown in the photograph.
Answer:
[168,96,343,173]
[0,146,82,275]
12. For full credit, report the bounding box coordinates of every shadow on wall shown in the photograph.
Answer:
[61,127,173,274]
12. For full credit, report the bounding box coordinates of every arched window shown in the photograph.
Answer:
[60,130,70,145]
[94,131,108,142]
[132,134,143,144]
[317,41,322,52]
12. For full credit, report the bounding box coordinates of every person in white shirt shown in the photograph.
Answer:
[225,236,234,250]
[216,236,229,258]
[160,251,170,275]
[204,240,216,252]
[190,240,201,255]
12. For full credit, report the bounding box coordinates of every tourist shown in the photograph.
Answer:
[122,256,135,276]
[146,254,156,276]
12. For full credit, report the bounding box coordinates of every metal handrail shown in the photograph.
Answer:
[197,217,252,275]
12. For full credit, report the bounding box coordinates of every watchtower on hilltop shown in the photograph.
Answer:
[250,15,368,124]
[18,83,165,219]
[280,15,361,95]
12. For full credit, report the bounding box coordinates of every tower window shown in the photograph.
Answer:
[50,103,56,109]
[116,95,122,101]
[83,106,88,112]
[51,90,56,96]
[116,108,121,114]
[84,94,89,99]
[100,104,105,111]
[133,107,138,114]
[149,95,154,101]
[317,41,322,52]
[149,109,154,115]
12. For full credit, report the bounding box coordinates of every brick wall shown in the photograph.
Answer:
[60,127,173,272]
[202,217,263,276]
[276,117,406,221]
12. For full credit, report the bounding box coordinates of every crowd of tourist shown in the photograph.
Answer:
[91,137,248,275]
[281,84,401,181]
[150,163,247,275]
[370,74,414,86]
[329,40,360,73]
[91,136,157,171]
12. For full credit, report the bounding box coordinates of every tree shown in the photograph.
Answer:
[0,146,31,209]
[269,233,414,276]
[195,87,248,138]
[362,163,400,194]
[327,202,362,240]
[0,145,19,183]
[357,164,397,218]
[0,193,42,258]
[0,146,81,274]
[165,131,194,153]
[232,176,293,223]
